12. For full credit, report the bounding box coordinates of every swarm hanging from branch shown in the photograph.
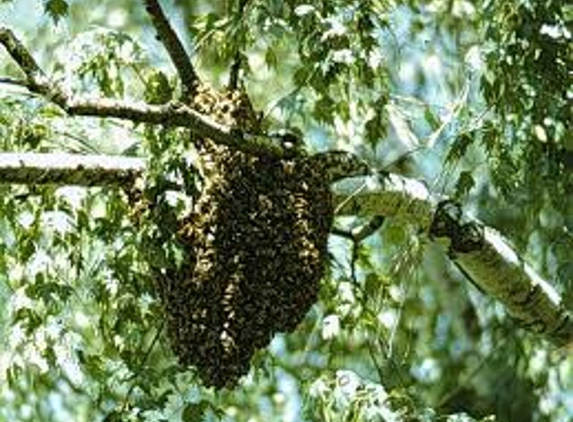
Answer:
[150,84,334,388]
[0,22,348,388]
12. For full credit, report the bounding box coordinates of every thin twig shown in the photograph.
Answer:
[353,216,385,241]
[121,319,166,413]
[227,0,250,90]
[348,239,407,388]
[0,77,27,87]
[143,0,199,98]
[228,52,242,90]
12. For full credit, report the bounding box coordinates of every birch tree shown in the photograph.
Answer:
[0,0,571,421]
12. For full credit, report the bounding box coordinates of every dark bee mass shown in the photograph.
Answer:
[150,85,333,389]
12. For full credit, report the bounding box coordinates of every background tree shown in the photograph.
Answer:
[0,0,571,421]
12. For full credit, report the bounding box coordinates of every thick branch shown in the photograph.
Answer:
[0,151,371,187]
[0,152,571,345]
[430,200,573,347]
[0,153,144,186]
[143,0,199,97]
[332,172,435,224]
[458,227,573,346]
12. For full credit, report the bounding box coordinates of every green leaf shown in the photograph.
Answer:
[453,171,475,200]
[446,133,474,164]
[362,92,389,147]
[77,351,107,381]
[144,71,173,105]
[181,401,209,422]
[264,47,278,69]
[424,106,441,130]
[313,95,337,124]
[44,0,69,23]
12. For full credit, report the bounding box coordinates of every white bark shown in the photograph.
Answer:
[332,173,435,225]
[0,152,571,346]
[0,152,143,186]
[453,227,573,345]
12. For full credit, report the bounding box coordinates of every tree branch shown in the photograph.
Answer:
[430,200,573,347]
[0,151,372,188]
[0,152,143,186]
[227,0,250,90]
[332,172,435,223]
[143,0,199,97]
[0,27,288,158]
[0,151,570,348]
[1,25,571,347]
[335,175,573,346]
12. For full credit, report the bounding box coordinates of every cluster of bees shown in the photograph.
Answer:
[151,85,334,388]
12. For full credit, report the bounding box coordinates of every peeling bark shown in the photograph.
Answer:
[430,200,573,347]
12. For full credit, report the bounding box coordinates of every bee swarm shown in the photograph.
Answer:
[154,85,334,389]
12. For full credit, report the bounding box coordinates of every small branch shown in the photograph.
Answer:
[307,150,373,183]
[143,0,199,97]
[0,152,144,186]
[332,216,385,242]
[227,0,249,90]
[64,98,248,152]
[0,28,43,77]
[228,52,242,90]
[0,77,27,87]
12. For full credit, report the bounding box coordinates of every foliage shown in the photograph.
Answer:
[476,0,573,298]
[0,0,572,421]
